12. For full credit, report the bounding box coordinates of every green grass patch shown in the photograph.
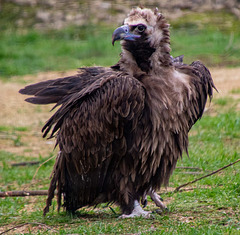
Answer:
[0,25,121,80]
[0,125,29,132]
[0,10,240,80]
[170,11,240,66]
[231,88,240,94]
[0,151,55,192]
[214,97,230,106]
[0,125,29,146]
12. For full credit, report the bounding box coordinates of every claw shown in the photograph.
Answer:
[142,199,148,208]
[141,191,148,208]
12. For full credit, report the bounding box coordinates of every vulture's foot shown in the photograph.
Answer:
[141,190,167,211]
[119,200,152,219]
[149,191,167,211]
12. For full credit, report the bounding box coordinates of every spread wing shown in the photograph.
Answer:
[177,60,217,131]
[20,67,146,213]
[19,68,146,172]
[19,67,108,106]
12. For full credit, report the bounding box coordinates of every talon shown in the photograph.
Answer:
[142,199,148,208]
[141,192,147,207]
[164,207,169,212]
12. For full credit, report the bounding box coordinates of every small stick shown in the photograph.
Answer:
[11,161,40,166]
[0,222,58,235]
[109,206,117,215]
[174,158,240,192]
[32,155,55,181]
[159,186,211,196]
[0,190,49,197]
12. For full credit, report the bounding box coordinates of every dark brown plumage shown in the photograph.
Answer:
[19,7,217,218]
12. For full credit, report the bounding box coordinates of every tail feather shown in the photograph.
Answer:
[43,152,63,216]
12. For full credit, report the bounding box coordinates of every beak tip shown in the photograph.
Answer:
[112,25,127,46]
[111,25,140,45]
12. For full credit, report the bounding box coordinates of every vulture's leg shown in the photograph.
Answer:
[141,191,148,208]
[149,191,167,211]
[119,200,151,219]
[141,190,167,211]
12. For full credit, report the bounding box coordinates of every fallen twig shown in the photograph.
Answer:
[158,186,211,196]
[174,158,240,192]
[0,222,58,235]
[0,190,49,197]
[11,161,40,167]
[32,155,55,181]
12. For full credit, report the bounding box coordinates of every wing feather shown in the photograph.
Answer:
[188,61,217,126]
[176,60,217,130]
[21,69,145,175]
[19,67,109,106]
[59,74,144,174]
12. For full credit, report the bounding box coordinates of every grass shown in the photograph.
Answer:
[0,11,240,80]
[0,25,121,80]
[170,11,240,66]
[0,97,239,234]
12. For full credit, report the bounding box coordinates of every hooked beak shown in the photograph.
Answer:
[112,25,141,45]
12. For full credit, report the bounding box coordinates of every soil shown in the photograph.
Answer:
[0,70,75,158]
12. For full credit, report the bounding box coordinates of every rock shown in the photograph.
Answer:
[36,11,51,23]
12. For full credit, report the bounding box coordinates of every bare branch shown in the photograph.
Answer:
[0,190,49,197]
[174,158,240,192]
[32,155,55,181]
[0,222,58,235]
[11,161,40,166]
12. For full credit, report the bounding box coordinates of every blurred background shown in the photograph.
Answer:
[0,0,240,79]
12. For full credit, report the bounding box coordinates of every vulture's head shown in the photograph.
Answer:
[112,7,172,73]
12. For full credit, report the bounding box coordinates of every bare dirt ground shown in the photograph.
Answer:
[0,67,240,159]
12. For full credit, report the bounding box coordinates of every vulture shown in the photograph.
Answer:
[19,7,217,218]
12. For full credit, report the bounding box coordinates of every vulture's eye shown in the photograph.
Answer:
[136,24,146,33]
